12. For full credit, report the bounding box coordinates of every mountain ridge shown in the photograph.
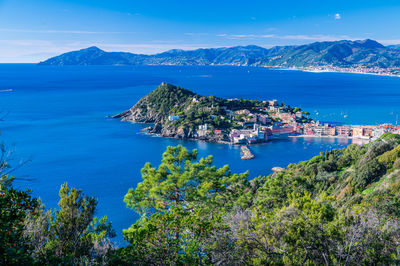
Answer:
[39,39,400,70]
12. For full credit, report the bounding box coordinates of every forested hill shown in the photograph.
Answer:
[39,39,400,69]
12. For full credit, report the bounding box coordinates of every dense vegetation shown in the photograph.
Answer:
[1,133,400,264]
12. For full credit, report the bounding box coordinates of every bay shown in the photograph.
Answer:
[1,64,400,244]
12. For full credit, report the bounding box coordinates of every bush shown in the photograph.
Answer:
[377,145,400,169]
[353,158,385,189]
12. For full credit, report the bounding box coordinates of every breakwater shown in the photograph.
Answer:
[240,145,255,160]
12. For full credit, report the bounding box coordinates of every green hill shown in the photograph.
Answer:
[115,133,400,265]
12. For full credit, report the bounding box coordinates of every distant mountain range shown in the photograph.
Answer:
[39,39,400,70]
[388,44,400,50]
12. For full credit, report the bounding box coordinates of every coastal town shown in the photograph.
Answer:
[291,65,400,77]
[114,83,400,160]
[180,98,400,145]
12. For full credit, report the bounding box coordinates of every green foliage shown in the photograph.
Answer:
[24,183,115,265]
[0,175,38,265]
[249,193,340,265]
[381,132,400,142]
[142,83,196,117]
[377,144,400,169]
[116,140,400,264]
[121,145,249,264]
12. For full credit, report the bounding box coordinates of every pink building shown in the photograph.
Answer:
[336,126,351,136]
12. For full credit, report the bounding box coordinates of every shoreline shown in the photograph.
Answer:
[140,129,373,146]
[138,123,376,146]
[272,66,400,78]
[290,134,372,143]
[38,63,400,78]
[139,127,265,146]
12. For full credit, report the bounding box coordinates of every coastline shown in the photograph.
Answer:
[140,129,249,146]
[272,66,400,78]
[289,134,372,144]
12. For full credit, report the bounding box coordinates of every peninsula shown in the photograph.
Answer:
[114,83,400,147]
[113,82,311,144]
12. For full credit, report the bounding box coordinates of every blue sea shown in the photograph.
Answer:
[1,64,400,245]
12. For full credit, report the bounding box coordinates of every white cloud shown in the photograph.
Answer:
[334,13,341,20]
[0,28,135,34]
[216,33,357,41]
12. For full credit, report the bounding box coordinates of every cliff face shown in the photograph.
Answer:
[112,103,164,123]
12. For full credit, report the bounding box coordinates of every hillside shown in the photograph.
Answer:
[116,134,400,264]
[39,39,400,70]
[2,132,400,264]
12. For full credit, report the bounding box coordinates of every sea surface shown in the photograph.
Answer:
[1,64,400,245]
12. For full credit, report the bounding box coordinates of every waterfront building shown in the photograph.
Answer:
[230,128,265,144]
[305,127,314,135]
[336,126,351,136]
[326,126,336,136]
[314,126,324,136]
[199,124,208,130]
[269,125,295,135]
[352,127,364,138]
[364,128,374,137]
[197,124,209,137]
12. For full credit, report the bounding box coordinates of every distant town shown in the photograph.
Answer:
[290,66,400,77]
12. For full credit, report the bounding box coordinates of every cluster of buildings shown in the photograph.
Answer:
[230,123,300,144]
[301,122,400,139]
[170,97,400,144]
[228,121,400,144]
[227,100,305,144]
[296,66,400,77]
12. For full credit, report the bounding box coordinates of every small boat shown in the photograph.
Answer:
[0,89,13,92]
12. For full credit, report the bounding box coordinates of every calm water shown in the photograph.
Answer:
[1,64,400,244]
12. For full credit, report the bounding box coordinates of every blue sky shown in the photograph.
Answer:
[1,0,400,62]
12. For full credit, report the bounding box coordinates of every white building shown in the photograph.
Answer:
[199,124,208,130]
[168,115,180,121]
